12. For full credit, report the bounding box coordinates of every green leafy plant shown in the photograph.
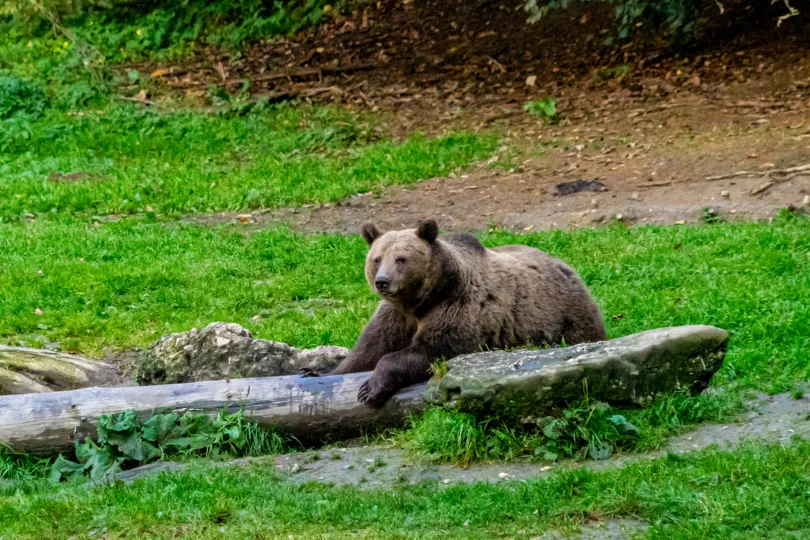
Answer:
[702,207,722,224]
[0,75,49,119]
[523,97,558,124]
[594,65,630,83]
[50,408,289,483]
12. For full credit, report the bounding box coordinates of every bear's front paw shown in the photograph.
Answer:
[358,378,392,409]
[299,367,320,378]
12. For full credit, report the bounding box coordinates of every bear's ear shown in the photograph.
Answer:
[361,223,382,245]
[416,219,439,243]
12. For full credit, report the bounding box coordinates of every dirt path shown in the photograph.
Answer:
[273,391,810,487]
[116,391,810,490]
[193,92,810,233]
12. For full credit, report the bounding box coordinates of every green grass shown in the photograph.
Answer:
[2,440,810,538]
[0,104,497,220]
[0,218,375,354]
[401,390,742,464]
[0,445,50,486]
[1,215,807,392]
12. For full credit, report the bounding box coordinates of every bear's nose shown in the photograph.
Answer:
[375,277,391,293]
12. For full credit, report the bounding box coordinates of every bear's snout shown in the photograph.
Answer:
[375,276,392,294]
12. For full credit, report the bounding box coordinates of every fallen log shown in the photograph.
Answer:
[0,372,426,455]
[0,326,728,456]
[0,346,117,396]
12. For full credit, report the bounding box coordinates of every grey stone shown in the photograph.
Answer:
[137,322,349,385]
[0,346,117,395]
[425,326,728,419]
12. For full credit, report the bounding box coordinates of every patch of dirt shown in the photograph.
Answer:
[116,391,810,490]
[134,0,810,233]
[272,392,810,487]
[200,138,810,233]
[102,349,141,384]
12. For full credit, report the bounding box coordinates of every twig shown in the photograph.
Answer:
[301,86,343,96]
[750,181,775,195]
[119,95,155,106]
[26,0,104,84]
[226,63,378,87]
[706,164,810,181]
[636,181,673,188]
[627,104,677,119]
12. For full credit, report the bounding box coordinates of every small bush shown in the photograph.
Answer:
[0,75,49,119]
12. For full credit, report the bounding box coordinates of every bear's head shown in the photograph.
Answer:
[361,219,439,303]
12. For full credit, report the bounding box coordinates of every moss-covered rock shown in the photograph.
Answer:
[425,326,729,420]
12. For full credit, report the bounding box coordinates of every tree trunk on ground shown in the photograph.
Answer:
[0,326,728,456]
[0,372,426,455]
[0,346,117,396]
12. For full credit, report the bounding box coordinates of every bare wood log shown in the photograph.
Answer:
[0,372,426,455]
[0,346,117,396]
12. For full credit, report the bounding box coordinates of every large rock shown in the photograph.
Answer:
[0,346,117,395]
[425,326,729,419]
[137,322,350,385]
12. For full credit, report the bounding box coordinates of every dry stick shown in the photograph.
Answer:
[750,181,775,196]
[27,0,105,84]
[119,95,156,106]
[706,164,810,182]
[226,63,378,88]
[636,181,674,188]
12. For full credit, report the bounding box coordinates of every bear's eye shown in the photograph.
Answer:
[374,257,381,265]
[395,257,407,264]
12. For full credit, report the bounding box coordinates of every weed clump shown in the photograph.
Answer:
[50,408,290,484]
[0,75,49,119]
[403,390,741,465]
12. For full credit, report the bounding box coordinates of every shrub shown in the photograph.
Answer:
[0,75,48,119]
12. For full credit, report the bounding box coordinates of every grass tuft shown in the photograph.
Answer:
[403,390,742,464]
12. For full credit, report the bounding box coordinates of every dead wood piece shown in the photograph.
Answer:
[706,164,810,182]
[0,372,426,455]
[750,181,775,196]
[227,63,378,87]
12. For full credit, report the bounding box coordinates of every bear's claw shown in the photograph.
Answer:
[358,379,389,408]
[299,367,320,378]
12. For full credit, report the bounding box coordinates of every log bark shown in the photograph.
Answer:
[0,346,117,396]
[0,372,426,455]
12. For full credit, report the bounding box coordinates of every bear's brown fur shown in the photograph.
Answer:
[303,219,606,407]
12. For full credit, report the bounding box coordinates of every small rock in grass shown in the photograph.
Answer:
[137,322,350,384]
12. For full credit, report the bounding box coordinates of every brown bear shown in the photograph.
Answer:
[301,219,606,408]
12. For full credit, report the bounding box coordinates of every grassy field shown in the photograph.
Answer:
[3,4,810,537]
[0,104,497,220]
[1,215,808,388]
[3,441,810,538]
[2,101,809,539]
